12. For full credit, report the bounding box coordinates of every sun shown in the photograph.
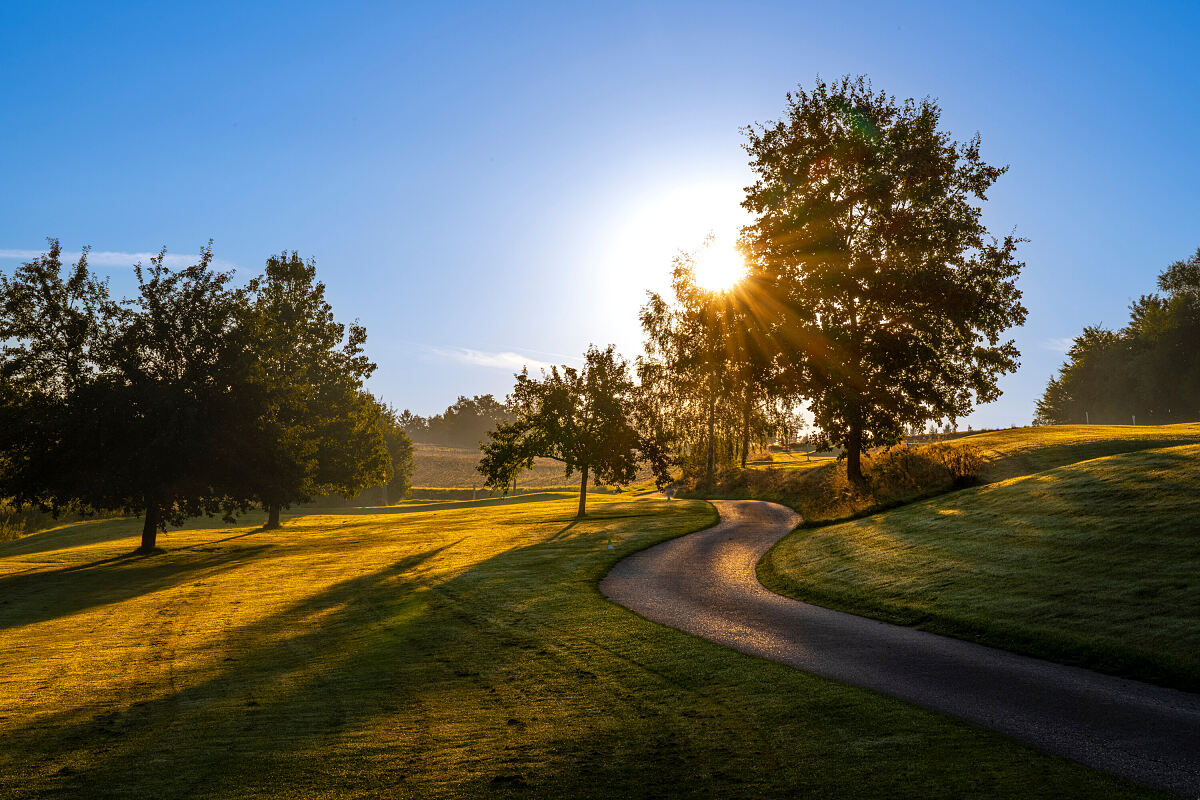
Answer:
[692,240,746,291]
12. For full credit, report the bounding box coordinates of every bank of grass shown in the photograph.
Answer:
[412,442,582,489]
[692,423,1200,524]
[0,497,1158,798]
[685,441,983,523]
[759,444,1200,692]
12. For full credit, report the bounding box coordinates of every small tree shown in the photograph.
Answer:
[742,76,1026,483]
[479,345,668,518]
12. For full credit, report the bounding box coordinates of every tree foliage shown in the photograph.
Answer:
[638,247,791,484]
[1035,248,1200,424]
[741,76,1026,482]
[479,345,669,517]
[397,394,511,448]
[243,252,388,527]
[0,241,398,550]
[376,400,416,503]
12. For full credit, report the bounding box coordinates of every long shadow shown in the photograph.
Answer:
[0,544,276,633]
[323,492,579,516]
[0,500,1152,800]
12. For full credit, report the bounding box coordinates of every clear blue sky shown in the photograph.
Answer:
[3,1,1198,427]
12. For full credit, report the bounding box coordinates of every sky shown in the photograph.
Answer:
[3,0,1199,427]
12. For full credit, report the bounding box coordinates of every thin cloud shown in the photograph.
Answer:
[432,346,554,373]
[0,248,235,270]
[1043,336,1075,354]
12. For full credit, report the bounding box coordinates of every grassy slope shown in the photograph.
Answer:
[411,442,573,489]
[760,443,1200,691]
[0,498,1158,799]
[968,422,1200,480]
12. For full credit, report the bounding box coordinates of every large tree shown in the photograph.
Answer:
[243,252,388,528]
[0,241,113,515]
[0,243,261,550]
[742,76,1026,483]
[479,345,669,517]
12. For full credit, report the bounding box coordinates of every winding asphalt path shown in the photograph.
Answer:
[600,499,1200,797]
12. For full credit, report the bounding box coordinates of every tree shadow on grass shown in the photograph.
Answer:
[0,544,277,633]
[0,505,1156,800]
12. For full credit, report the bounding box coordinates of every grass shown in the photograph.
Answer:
[693,423,1200,526]
[759,443,1200,692]
[0,496,1160,798]
[412,442,580,489]
[745,448,839,471]
[967,422,1200,481]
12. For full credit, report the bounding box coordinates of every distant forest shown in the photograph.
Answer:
[1036,248,1200,424]
[398,394,512,449]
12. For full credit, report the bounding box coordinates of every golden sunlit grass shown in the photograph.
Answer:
[745,448,839,471]
[966,423,1200,480]
[760,443,1200,692]
[0,496,1157,798]
[718,423,1200,524]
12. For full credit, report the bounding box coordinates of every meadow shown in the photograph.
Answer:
[0,494,1160,799]
[410,442,572,490]
[760,437,1200,691]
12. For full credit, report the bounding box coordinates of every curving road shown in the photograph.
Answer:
[601,499,1200,797]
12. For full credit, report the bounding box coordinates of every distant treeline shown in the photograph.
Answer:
[1037,248,1200,425]
[398,394,512,449]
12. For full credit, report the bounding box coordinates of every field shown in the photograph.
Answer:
[410,443,573,490]
[0,495,1158,799]
[760,436,1200,691]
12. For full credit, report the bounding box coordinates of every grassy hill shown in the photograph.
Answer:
[411,442,573,490]
[702,423,1200,524]
[0,496,1157,799]
[760,439,1200,691]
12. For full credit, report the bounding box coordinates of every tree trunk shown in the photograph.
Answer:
[706,384,716,486]
[846,424,865,486]
[740,398,751,469]
[576,463,589,518]
[265,503,281,529]
[139,502,159,552]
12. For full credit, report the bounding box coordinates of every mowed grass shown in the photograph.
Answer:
[0,498,1160,799]
[745,449,839,471]
[760,444,1200,691]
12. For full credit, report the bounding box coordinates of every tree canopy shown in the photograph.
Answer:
[243,252,388,527]
[479,345,670,517]
[397,394,511,448]
[0,240,402,550]
[1036,248,1200,424]
[639,246,789,485]
[741,76,1026,482]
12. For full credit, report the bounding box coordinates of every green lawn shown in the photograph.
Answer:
[760,444,1200,692]
[0,496,1160,798]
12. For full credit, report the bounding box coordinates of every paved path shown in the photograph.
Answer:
[600,499,1200,797]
